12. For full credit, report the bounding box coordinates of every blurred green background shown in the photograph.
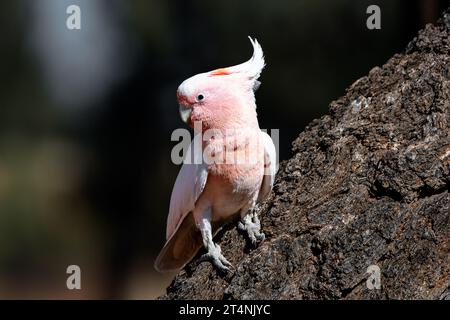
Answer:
[0,0,446,299]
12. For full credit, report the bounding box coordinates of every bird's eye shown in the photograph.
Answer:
[197,94,205,101]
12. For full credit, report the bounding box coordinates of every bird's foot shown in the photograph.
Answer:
[198,243,233,272]
[238,213,265,246]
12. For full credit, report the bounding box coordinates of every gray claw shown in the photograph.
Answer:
[198,244,233,272]
[240,213,265,245]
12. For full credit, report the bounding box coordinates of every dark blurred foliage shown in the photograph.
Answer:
[0,0,447,298]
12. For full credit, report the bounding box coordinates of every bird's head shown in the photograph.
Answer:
[176,37,265,129]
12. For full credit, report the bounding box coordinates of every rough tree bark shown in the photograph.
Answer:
[161,9,450,300]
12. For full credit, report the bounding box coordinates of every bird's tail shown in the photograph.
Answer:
[154,212,203,273]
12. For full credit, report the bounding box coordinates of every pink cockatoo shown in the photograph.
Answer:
[154,37,277,273]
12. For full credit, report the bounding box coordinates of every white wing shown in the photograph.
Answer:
[258,131,277,202]
[166,138,208,239]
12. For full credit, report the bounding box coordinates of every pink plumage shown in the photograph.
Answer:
[154,37,277,273]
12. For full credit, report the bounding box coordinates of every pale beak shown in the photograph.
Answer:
[179,104,192,124]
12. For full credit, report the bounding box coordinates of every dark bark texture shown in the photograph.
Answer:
[161,10,450,300]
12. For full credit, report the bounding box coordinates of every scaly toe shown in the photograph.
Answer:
[248,227,265,245]
[256,232,265,241]
[219,255,233,267]
[197,245,233,272]
[213,256,232,272]
[198,252,212,263]
[248,232,257,244]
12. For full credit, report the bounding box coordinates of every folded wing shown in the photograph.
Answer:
[154,139,208,272]
[166,138,208,239]
[258,131,277,202]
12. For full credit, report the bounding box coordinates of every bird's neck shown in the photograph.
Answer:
[206,102,259,131]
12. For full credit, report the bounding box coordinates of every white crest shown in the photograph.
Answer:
[227,37,265,81]
[208,36,265,91]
